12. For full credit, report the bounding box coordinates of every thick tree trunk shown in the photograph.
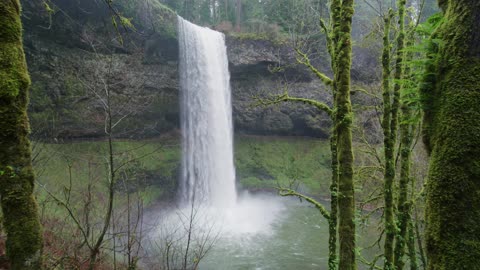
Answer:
[422,0,480,268]
[0,0,43,269]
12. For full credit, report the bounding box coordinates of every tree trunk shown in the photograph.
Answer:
[333,0,356,269]
[407,219,418,270]
[394,32,414,270]
[235,0,241,31]
[385,2,407,268]
[381,11,395,269]
[422,0,480,268]
[328,135,338,270]
[184,0,195,21]
[0,0,43,269]
[225,0,229,21]
[211,0,216,23]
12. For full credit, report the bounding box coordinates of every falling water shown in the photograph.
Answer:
[178,16,237,208]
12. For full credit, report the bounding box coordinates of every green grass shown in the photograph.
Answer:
[33,139,181,218]
[33,136,332,207]
[234,136,331,195]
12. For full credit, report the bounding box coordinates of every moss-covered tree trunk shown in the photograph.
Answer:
[394,34,414,270]
[384,2,407,269]
[0,0,43,269]
[380,11,395,269]
[260,1,356,268]
[393,81,413,270]
[333,0,356,269]
[407,220,418,270]
[422,0,480,268]
[328,133,338,270]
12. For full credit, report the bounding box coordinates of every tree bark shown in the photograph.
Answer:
[333,0,356,269]
[0,0,43,269]
[381,11,395,269]
[328,134,338,270]
[422,0,480,268]
[394,33,414,270]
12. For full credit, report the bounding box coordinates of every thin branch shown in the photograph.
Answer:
[39,183,93,251]
[276,187,331,220]
[295,48,333,86]
[252,92,333,118]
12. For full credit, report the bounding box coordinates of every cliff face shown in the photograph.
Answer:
[23,0,378,140]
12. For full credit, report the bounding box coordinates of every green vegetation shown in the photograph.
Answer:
[235,136,331,193]
[3,0,480,269]
[34,139,181,205]
[32,136,332,268]
[34,136,332,202]
[382,1,407,268]
[421,1,480,268]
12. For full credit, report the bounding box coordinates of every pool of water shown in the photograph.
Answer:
[148,193,378,270]
[199,196,331,270]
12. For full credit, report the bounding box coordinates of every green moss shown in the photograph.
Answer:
[0,0,29,99]
[0,1,43,268]
[115,0,177,39]
[0,42,30,99]
[143,0,177,39]
[423,1,480,268]
[0,0,21,43]
[331,0,356,268]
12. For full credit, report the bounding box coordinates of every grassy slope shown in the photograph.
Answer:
[33,136,332,206]
[235,136,331,194]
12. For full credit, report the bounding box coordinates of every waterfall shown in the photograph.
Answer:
[178,16,237,208]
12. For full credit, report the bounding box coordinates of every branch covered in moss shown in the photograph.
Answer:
[276,187,331,220]
[295,48,333,86]
[252,92,333,118]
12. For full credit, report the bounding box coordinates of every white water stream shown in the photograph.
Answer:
[145,16,292,269]
[178,16,237,208]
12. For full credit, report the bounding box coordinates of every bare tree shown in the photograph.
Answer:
[142,192,219,270]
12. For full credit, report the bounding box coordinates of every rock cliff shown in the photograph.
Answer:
[22,0,378,140]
